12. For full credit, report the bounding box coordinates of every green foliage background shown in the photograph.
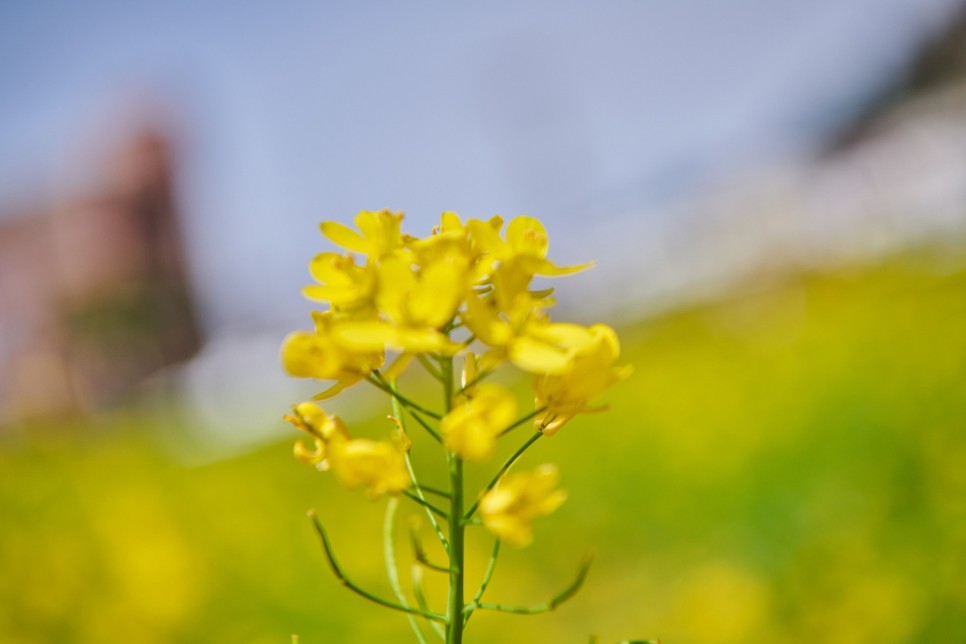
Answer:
[2,250,964,643]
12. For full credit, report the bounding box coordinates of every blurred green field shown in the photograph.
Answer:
[2,250,965,643]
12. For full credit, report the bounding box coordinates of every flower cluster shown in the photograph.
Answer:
[283,209,628,542]
[282,209,629,642]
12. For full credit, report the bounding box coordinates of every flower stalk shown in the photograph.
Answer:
[282,210,631,642]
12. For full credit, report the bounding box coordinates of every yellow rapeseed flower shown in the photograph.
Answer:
[468,215,594,278]
[407,212,502,284]
[479,464,567,547]
[327,435,411,500]
[464,291,603,374]
[314,215,472,354]
[441,384,518,461]
[533,324,632,435]
[280,311,385,400]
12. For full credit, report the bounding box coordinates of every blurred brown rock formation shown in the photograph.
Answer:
[0,129,200,425]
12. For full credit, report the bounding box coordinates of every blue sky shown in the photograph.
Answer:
[0,0,961,331]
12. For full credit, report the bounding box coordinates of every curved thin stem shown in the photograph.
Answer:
[409,524,451,574]
[463,431,543,521]
[384,498,429,644]
[415,484,451,499]
[390,384,450,554]
[498,406,546,437]
[462,539,501,625]
[475,552,592,615]
[404,490,448,520]
[309,511,446,622]
[407,409,444,444]
[412,565,447,641]
[418,354,444,382]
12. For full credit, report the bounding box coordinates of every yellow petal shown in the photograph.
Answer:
[331,320,396,352]
[332,320,454,354]
[588,324,622,359]
[508,336,573,374]
[355,209,403,257]
[387,326,456,353]
[280,332,331,379]
[376,255,415,321]
[522,256,596,277]
[293,439,326,466]
[309,252,352,285]
[467,218,507,256]
[311,379,356,401]
[321,221,369,254]
[463,291,512,347]
[440,211,463,232]
[441,383,518,461]
[528,322,595,352]
[505,216,549,258]
[292,402,327,432]
[409,261,463,327]
[302,284,361,305]
[479,463,566,547]
[328,437,410,498]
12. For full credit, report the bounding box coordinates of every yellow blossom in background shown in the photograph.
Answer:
[479,464,567,547]
[441,384,518,461]
[534,323,632,435]
[327,435,411,500]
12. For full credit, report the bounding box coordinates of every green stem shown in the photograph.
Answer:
[418,354,445,381]
[390,387,449,553]
[405,455,450,554]
[462,539,501,626]
[412,565,447,641]
[404,490,449,520]
[309,511,446,622]
[475,552,592,615]
[441,354,465,644]
[407,409,444,444]
[408,525,451,574]
[463,431,543,521]
[414,484,451,499]
[456,367,493,395]
[446,452,465,643]
[368,373,443,420]
[498,406,546,437]
[384,497,429,644]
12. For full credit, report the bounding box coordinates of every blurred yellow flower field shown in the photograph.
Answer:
[1,248,964,643]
